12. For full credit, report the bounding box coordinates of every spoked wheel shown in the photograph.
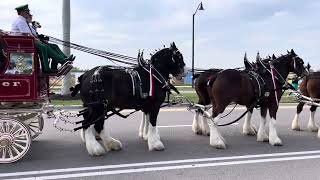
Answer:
[27,114,44,140]
[0,117,31,164]
[15,113,44,140]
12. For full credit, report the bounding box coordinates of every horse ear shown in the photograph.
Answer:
[291,49,295,54]
[244,52,248,61]
[272,54,276,60]
[171,42,176,49]
[307,63,311,70]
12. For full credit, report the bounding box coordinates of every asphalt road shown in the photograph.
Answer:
[1,105,320,180]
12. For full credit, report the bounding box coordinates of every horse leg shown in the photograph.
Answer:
[268,106,282,146]
[143,113,149,141]
[80,108,91,143]
[292,102,304,131]
[147,110,165,151]
[200,110,210,136]
[99,119,122,151]
[209,105,226,149]
[242,108,257,136]
[308,105,319,132]
[257,106,269,142]
[138,112,146,138]
[83,106,106,156]
[192,109,202,135]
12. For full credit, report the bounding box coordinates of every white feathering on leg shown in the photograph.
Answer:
[139,113,146,138]
[192,112,201,134]
[148,123,164,151]
[308,111,319,132]
[100,120,122,151]
[209,114,226,149]
[84,125,105,156]
[291,113,301,131]
[269,118,282,146]
[143,114,150,140]
[257,116,268,142]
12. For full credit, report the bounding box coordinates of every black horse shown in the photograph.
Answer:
[207,50,307,149]
[71,42,186,155]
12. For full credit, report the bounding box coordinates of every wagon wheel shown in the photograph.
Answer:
[27,114,44,140]
[11,113,44,140]
[0,117,31,163]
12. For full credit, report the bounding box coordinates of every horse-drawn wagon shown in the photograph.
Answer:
[0,33,73,163]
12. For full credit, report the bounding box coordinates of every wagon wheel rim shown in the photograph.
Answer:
[0,118,31,163]
[28,115,44,140]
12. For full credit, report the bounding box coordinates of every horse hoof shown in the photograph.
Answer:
[192,125,202,135]
[210,141,226,149]
[291,122,301,131]
[269,137,282,146]
[86,142,106,156]
[202,130,210,136]
[149,141,165,151]
[257,132,269,142]
[243,126,257,136]
[105,138,122,151]
[308,125,319,132]
[292,126,301,131]
[210,137,226,149]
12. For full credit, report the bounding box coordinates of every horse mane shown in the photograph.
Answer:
[150,48,171,63]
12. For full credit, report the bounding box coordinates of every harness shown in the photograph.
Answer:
[125,68,147,99]
[247,70,268,103]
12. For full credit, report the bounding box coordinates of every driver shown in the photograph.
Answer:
[11,4,75,73]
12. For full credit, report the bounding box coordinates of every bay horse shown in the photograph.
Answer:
[192,55,273,136]
[192,68,222,135]
[207,50,307,149]
[71,42,186,156]
[291,71,320,138]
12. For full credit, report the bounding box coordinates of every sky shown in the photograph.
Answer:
[0,0,319,70]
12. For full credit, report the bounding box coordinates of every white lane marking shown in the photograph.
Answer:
[2,150,320,178]
[158,106,297,112]
[158,125,191,128]
[9,154,320,180]
[85,106,295,114]
[66,106,297,114]
[158,123,239,128]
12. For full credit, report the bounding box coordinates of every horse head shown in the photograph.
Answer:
[150,42,186,81]
[287,49,308,77]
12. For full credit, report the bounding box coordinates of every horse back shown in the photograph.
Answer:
[211,69,255,105]
[302,73,320,98]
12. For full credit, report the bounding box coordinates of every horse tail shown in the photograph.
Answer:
[70,74,83,97]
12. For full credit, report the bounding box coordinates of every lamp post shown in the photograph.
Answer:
[192,2,204,88]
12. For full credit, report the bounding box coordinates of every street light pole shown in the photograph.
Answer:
[191,2,204,88]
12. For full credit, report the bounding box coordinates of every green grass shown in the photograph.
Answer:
[49,91,296,106]
[51,100,82,106]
